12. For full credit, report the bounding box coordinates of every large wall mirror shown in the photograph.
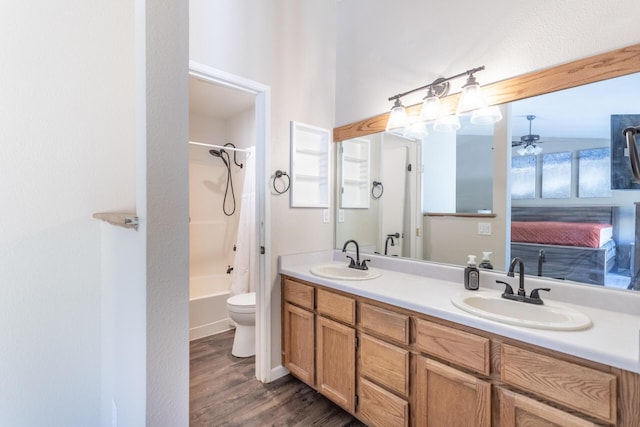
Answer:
[334,43,640,293]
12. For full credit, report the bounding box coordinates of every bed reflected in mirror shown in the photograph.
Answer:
[509,73,640,290]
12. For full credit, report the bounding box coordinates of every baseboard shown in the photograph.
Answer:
[190,318,233,341]
[270,365,290,382]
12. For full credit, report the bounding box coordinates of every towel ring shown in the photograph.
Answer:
[371,181,384,199]
[272,170,291,194]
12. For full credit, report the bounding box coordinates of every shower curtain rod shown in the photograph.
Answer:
[188,140,252,154]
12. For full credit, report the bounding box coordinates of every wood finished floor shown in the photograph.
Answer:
[190,330,366,427]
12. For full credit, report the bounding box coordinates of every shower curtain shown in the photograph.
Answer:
[231,146,256,296]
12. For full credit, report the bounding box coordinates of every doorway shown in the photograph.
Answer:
[188,61,271,382]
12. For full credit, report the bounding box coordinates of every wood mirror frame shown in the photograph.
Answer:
[333,43,640,142]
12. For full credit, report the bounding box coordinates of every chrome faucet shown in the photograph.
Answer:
[497,257,550,305]
[342,239,370,270]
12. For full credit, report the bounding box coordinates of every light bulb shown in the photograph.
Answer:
[420,88,441,122]
[470,105,502,125]
[433,115,461,133]
[386,99,408,132]
[403,121,428,140]
[457,74,486,115]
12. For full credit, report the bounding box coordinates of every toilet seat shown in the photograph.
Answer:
[227,292,256,313]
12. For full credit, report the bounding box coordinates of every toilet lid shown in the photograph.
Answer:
[227,292,256,307]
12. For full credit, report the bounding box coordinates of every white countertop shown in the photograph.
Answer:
[279,250,640,374]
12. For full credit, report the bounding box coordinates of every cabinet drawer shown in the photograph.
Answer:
[283,277,314,310]
[360,303,409,345]
[358,377,408,427]
[359,334,409,396]
[317,288,355,325]
[414,318,490,375]
[501,344,617,424]
[498,387,600,427]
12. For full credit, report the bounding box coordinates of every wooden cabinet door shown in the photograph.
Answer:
[283,302,315,385]
[358,377,408,427]
[414,356,491,427]
[498,387,599,427]
[316,315,356,412]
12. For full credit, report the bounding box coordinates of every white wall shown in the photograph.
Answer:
[100,224,145,427]
[2,1,188,426]
[190,0,337,370]
[0,2,136,426]
[336,0,640,126]
[141,1,189,425]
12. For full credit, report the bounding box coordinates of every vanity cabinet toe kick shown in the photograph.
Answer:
[281,275,639,427]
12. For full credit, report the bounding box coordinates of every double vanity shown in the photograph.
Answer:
[279,250,640,426]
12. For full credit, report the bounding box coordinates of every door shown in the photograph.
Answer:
[414,357,491,426]
[316,316,356,412]
[188,63,271,381]
[381,145,407,256]
[282,302,315,385]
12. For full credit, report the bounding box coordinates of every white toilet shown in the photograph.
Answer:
[226,292,256,357]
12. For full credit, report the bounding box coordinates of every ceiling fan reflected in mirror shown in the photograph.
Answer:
[513,115,544,156]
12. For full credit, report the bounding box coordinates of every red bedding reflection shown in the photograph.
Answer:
[511,221,612,248]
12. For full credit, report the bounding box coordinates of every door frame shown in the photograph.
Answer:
[188,61,272,382]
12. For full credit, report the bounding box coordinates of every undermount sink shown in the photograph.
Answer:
[450,291,592,331]
[310,263,382,281]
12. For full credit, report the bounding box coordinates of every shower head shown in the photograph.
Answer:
[209,149,229,167]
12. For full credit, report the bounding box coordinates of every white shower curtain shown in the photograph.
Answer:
[231,146,256,296]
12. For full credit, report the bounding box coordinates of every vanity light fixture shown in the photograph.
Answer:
[385,98,409,132]
[403,109,429,139]
[458,73,503,125]
[385,65,501,133]
[419,84,445,122]
[433,115,461,133]
[456,73,483,113]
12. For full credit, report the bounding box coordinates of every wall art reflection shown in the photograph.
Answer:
[542,152,571,198]
[579,147,612,198]
[511,155,536,199]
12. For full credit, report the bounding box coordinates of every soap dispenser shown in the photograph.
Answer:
[464,255,480,290]
[479,251,493,269]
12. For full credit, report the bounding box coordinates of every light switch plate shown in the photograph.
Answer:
[323,209,330,223]
[338,209,345,223]
[478,222,491,235]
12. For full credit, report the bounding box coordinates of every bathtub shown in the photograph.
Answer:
[189,274,233,341]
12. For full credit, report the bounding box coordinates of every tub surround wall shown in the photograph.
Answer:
[189,275,232,340]
[188,98,256,341]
